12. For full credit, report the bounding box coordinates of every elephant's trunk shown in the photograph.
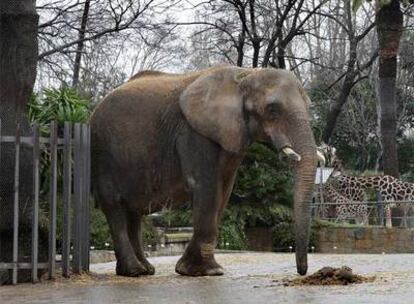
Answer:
[288,114,317,275]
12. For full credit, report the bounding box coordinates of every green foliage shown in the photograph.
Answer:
[28,87,90,129]
[89,207,160,250]
[217,144,294,250]
[90,205,113,249]
[155,205,192,227]
[217,204,250,250]
[142,216,161,247]
[271,213,322,252]
[234,143,293,206]
[27,88,92,197]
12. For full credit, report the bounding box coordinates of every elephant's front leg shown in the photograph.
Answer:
[175,177,224,276]
[175,137,225,276]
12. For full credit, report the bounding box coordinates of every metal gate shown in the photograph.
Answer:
[0,121,91,284]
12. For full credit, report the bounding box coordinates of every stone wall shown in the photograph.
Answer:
[245,227,273,251]
[316,227,414,253]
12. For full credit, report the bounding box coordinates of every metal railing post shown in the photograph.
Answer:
[72,123,82,273]
[62,122,72,277]
[12,122,21,285]
[31,123,40,283]
[48,121,58,279]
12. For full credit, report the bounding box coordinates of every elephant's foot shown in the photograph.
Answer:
[175,255,224,276]
[116,256,148,277]
[138,258,155,275]
[175,244,224,277]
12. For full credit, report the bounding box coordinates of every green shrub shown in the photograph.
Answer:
[90,205,113,249]
[28,88,90,129]
[142,216,160,248]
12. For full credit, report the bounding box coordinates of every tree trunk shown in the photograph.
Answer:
[322,0,357,143]
[276,42,287,70]
[376,0,402,178]
[0,0,45,284]
[236,29,245,67]
[72,0,91,87]
[252,39,260,68]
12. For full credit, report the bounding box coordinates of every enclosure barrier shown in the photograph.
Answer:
[0,120,91,284]
[312,200,414,227]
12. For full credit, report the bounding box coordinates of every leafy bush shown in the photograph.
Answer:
[90,205,113,249]
[28,88,90,128]
[217,143,295,250]
[154,205,192,228]
[272,219,321,252]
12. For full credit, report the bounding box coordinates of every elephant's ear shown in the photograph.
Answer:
[179,68,250,153]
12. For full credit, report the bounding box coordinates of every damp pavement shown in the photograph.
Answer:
[2,253,414,303]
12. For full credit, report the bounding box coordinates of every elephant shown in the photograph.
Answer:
[90,65,320,277]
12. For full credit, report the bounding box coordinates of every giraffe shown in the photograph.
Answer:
[320,183,369,225]
[327,166,414,227]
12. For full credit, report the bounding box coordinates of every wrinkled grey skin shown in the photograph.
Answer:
[90,66,317,277]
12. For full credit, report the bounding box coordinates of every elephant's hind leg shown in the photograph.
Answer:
[127,212,155,275]
[103,205,148,276]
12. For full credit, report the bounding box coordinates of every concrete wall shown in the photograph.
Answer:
[316,227,414,253]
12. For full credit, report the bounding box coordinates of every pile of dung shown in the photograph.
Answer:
[283,266,375,286]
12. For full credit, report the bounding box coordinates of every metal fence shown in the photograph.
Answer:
[312,200,414,227]
[0,120,91,284]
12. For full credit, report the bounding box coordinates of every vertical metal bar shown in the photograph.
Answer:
[62,122,72,278]
[31,123,40,283]
[48,121,58,279]
[0,120,2,260]
[81,124,89,271]
[82,124,90,271]
[72,123,82,273]
[12,122,21,285]
[85,125,91,271]
[377,192,384,227]
[319,165,325,218]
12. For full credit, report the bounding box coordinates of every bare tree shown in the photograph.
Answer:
[36,0,179,94]
[178,0,327,68]
[72,0,91,87]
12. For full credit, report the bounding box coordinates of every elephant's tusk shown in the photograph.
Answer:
[316,150,326,166]
[282,147,302,162]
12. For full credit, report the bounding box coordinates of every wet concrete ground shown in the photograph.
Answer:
[1,253,414,303]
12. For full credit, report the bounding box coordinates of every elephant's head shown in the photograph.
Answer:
[180,66,319,275]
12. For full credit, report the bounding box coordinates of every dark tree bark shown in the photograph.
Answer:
[376,0,403,177]
[0,0,46,284]
[236,29,246,67]
[251,39,261,67]
[72,0,91,87]
[249,0,261,68]
[322,44,357,143]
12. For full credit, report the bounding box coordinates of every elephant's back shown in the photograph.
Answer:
[91,71,199,125]
[90,74,186,158]
[90,73,193,209]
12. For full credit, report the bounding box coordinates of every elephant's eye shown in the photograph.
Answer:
[265,102,282,119]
